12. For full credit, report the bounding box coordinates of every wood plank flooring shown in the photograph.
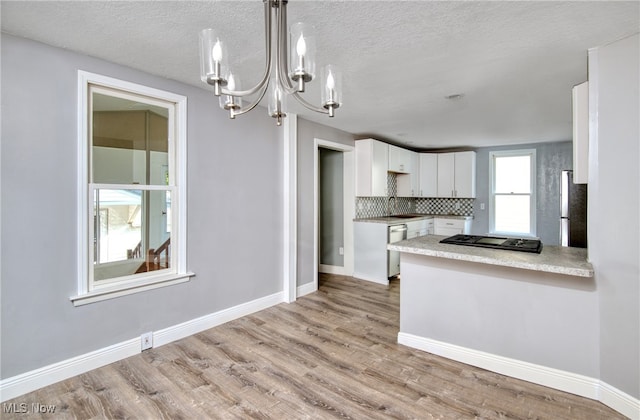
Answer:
[3,274,625,419]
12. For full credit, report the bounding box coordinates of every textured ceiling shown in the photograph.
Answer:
[2,1,639,149]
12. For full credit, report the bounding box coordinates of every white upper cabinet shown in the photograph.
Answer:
[437,153,455,197]
[437,151,476,198]
[355,139,388,197]
[388,145,412,173]
[397,151,419,197]
[454,151,476,198]
[572,81,589,184]
[418,153,438,197]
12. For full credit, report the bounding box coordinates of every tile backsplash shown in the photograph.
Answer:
[355,173,474,219]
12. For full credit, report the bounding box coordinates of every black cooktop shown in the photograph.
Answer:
[440,234,543,254]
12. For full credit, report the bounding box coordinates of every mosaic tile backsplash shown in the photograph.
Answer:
[355,173,474,219]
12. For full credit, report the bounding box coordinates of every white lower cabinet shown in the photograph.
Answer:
[354,222,393,285]
[406,218,431,239]
[434,218,471,236]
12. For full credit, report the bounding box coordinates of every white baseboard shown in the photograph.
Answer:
[154,291,283,347]
[398,332,639,420]
[599,380,640,420]
[297,281,317,297]
[352,271,389,286]
[319,264,346,275]
[0,291,284,403]
[0,338,139,403]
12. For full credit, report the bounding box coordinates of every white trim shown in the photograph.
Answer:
[70,272,195,306]
[76,70,189,301]
[283,114,298,303]
[489,149,537,237]
[319,264,347,275]
[599,381,640,420]
[352,272,389,286]
[398,333,639,419]
[0,338,140,402]
[153,291,284,347]
[313,139,355,293]
[296,281,317,298]
[1,291,284,402]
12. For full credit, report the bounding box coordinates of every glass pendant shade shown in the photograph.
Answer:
[321,65,342,107]
[289,22,316,81]
[219,73,241,110]
[268,79,287,119]
[199,28,228,83]
[199,1,341,124]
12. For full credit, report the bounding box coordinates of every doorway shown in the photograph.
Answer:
[313,139,354,290]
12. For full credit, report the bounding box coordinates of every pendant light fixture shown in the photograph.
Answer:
[199,0,342,126]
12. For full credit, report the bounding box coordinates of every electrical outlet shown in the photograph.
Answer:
[455,203,461,210]
[480,203,486,210]
[141,332,153,351]
[339,247,344,255]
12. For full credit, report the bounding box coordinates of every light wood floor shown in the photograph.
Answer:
[4,274,624,419]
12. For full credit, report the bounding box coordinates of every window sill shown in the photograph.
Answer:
[70,272,195,306]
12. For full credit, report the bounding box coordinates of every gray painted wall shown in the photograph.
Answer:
[319,148,344,267]
[1,35,284,378]
[296,118,355,287]
[588,34,639,399]
[472,141,572,245]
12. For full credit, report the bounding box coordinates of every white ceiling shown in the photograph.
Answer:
[2,1,638,149]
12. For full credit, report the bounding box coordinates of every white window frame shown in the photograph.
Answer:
[72,71,193,306]
[489,149,537,237]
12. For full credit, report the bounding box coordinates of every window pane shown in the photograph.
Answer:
[495,195,530,234]
[93,189,171,282]
[92,92,169,185]
[495,155,530,193]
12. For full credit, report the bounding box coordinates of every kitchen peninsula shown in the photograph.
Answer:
[390,235,600,397]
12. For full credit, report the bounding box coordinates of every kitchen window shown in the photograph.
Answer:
[489,149,536,237]
[72,71,192,306]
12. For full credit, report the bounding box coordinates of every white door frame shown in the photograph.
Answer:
[313,138,355,290]
[283,115,297,303]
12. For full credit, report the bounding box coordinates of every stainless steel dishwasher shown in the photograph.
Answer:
[388,224,407,277]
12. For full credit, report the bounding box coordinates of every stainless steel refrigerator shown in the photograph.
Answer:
[560,170,588,248]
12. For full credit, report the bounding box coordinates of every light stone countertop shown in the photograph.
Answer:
[388,234,594,277]
[354,214,473,224]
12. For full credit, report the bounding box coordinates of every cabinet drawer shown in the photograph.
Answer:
[435,218,465,229]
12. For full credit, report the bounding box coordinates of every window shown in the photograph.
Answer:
[489,149,536,237]
[73,71,192,306]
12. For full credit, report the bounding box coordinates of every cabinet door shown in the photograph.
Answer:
[454,151,476,198]
[437,153,455,197]
[356,139,388,196]
[572,82,589,184]
[388,145,410,173]
[419,153,438,197]
[397,151,419,197]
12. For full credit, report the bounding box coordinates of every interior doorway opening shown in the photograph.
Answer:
[313,139,354,290]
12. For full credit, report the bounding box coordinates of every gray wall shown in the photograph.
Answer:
[472,141,572,245]
[589,34,639,399]
[296,118,355,287]
[1,35,284,378]
[319,148,344,267]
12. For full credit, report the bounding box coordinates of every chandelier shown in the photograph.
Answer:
[199,0,342,126]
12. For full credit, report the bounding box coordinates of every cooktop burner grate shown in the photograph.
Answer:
[439,234,543,254]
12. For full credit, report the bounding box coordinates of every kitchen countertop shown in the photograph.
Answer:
[388,234,593,277]
[354,214,473,224]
